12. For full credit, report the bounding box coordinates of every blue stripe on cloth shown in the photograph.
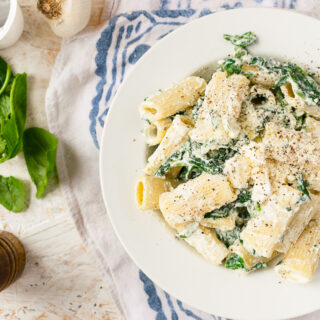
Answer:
[126,25,133,38]
[90,14,119,148]
[289,0,297,8]
[98,25,125,128]
[91,10,197,147]
[153,9,196,18]
[139,271,167,320]
[221,2,242,9]
[164,292,179,320]
[177,299,203,320]
[161,0,169,9]
[199,8,213,17]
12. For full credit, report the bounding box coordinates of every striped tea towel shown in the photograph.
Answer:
[46,0,320,319]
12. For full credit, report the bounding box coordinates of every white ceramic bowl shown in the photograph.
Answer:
[0,0,24,49]
[100,8,320,320]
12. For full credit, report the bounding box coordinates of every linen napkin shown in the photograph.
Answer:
[46,1,320,319]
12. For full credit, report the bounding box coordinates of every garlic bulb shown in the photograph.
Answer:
[37,0,91,38]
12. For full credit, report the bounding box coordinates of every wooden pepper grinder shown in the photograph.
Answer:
[0,231,26,291]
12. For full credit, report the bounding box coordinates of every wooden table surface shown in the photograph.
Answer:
[0,1,122,319]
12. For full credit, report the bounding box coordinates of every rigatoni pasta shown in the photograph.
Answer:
[140,76,206,121]
[134,31,320,283]
[144,115,193,175]
[144,118,172,146]
[135,175,172,210]
[159,173,237,228]
[275,219,320,283]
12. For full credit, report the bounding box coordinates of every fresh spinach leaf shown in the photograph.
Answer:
[23,127,58,199]
[0,57,12,96]
[0,175,24,212]
[0,73,27,162]
[223,32,257,48]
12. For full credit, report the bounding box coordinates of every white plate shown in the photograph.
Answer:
[100,8,320,320]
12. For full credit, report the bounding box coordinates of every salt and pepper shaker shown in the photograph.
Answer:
[0,231,25,292]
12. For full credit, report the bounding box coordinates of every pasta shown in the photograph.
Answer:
[140,76,206,121]
[134,31,320,283]
[275,219,320,283]
[276,195,320,253]
[200,210,237,231]
[144,118,172,146]
[144,115,193,175]
[159,173,237,228]
[135,175,172,210]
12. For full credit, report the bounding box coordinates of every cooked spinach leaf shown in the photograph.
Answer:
[225,254,245,270]
[204,188,251,219]
[219,58,253,78]
[225,254,267,272]
[294,113,306,131]
[0,175,25,212]
[155,139,238,180]
[296,173,311,201]
[220,58,243,77]
[215,227,241,248]
[23,127,58,199]
[223,32,257,48]
[271,63,320,107]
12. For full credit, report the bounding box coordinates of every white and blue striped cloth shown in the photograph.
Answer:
[46,1,320,319]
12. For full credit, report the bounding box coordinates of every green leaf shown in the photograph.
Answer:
[225,254,245,270]
[215,228,241,248]
[296,173,311,201]
[294,113,306,131]
[23,127,58,199]
[223,32,257,48]
[220,58,243,77]
[225,254,267,272]
[0,57,12,96]
[0,73,27,162]
[0,175,25,212]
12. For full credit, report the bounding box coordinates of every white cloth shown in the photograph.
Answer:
[46,1,320,319]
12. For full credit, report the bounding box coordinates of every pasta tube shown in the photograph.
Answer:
[229,240,278,270]
[140,76,206,121]
[159,173,237,228]
[144,118,172,146]
[275,220,320,283]
[276,195,320,253]
[190,71,249,143]
[135,175,172,210]
[185,225,229,265]
[144,115,193,175]
[263,122,320,167]
[200,210,237,231]
[241,184,303,258]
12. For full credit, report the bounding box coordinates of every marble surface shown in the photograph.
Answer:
[0,1,122,319]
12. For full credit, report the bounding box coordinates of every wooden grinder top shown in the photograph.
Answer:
[0,231,26,291]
